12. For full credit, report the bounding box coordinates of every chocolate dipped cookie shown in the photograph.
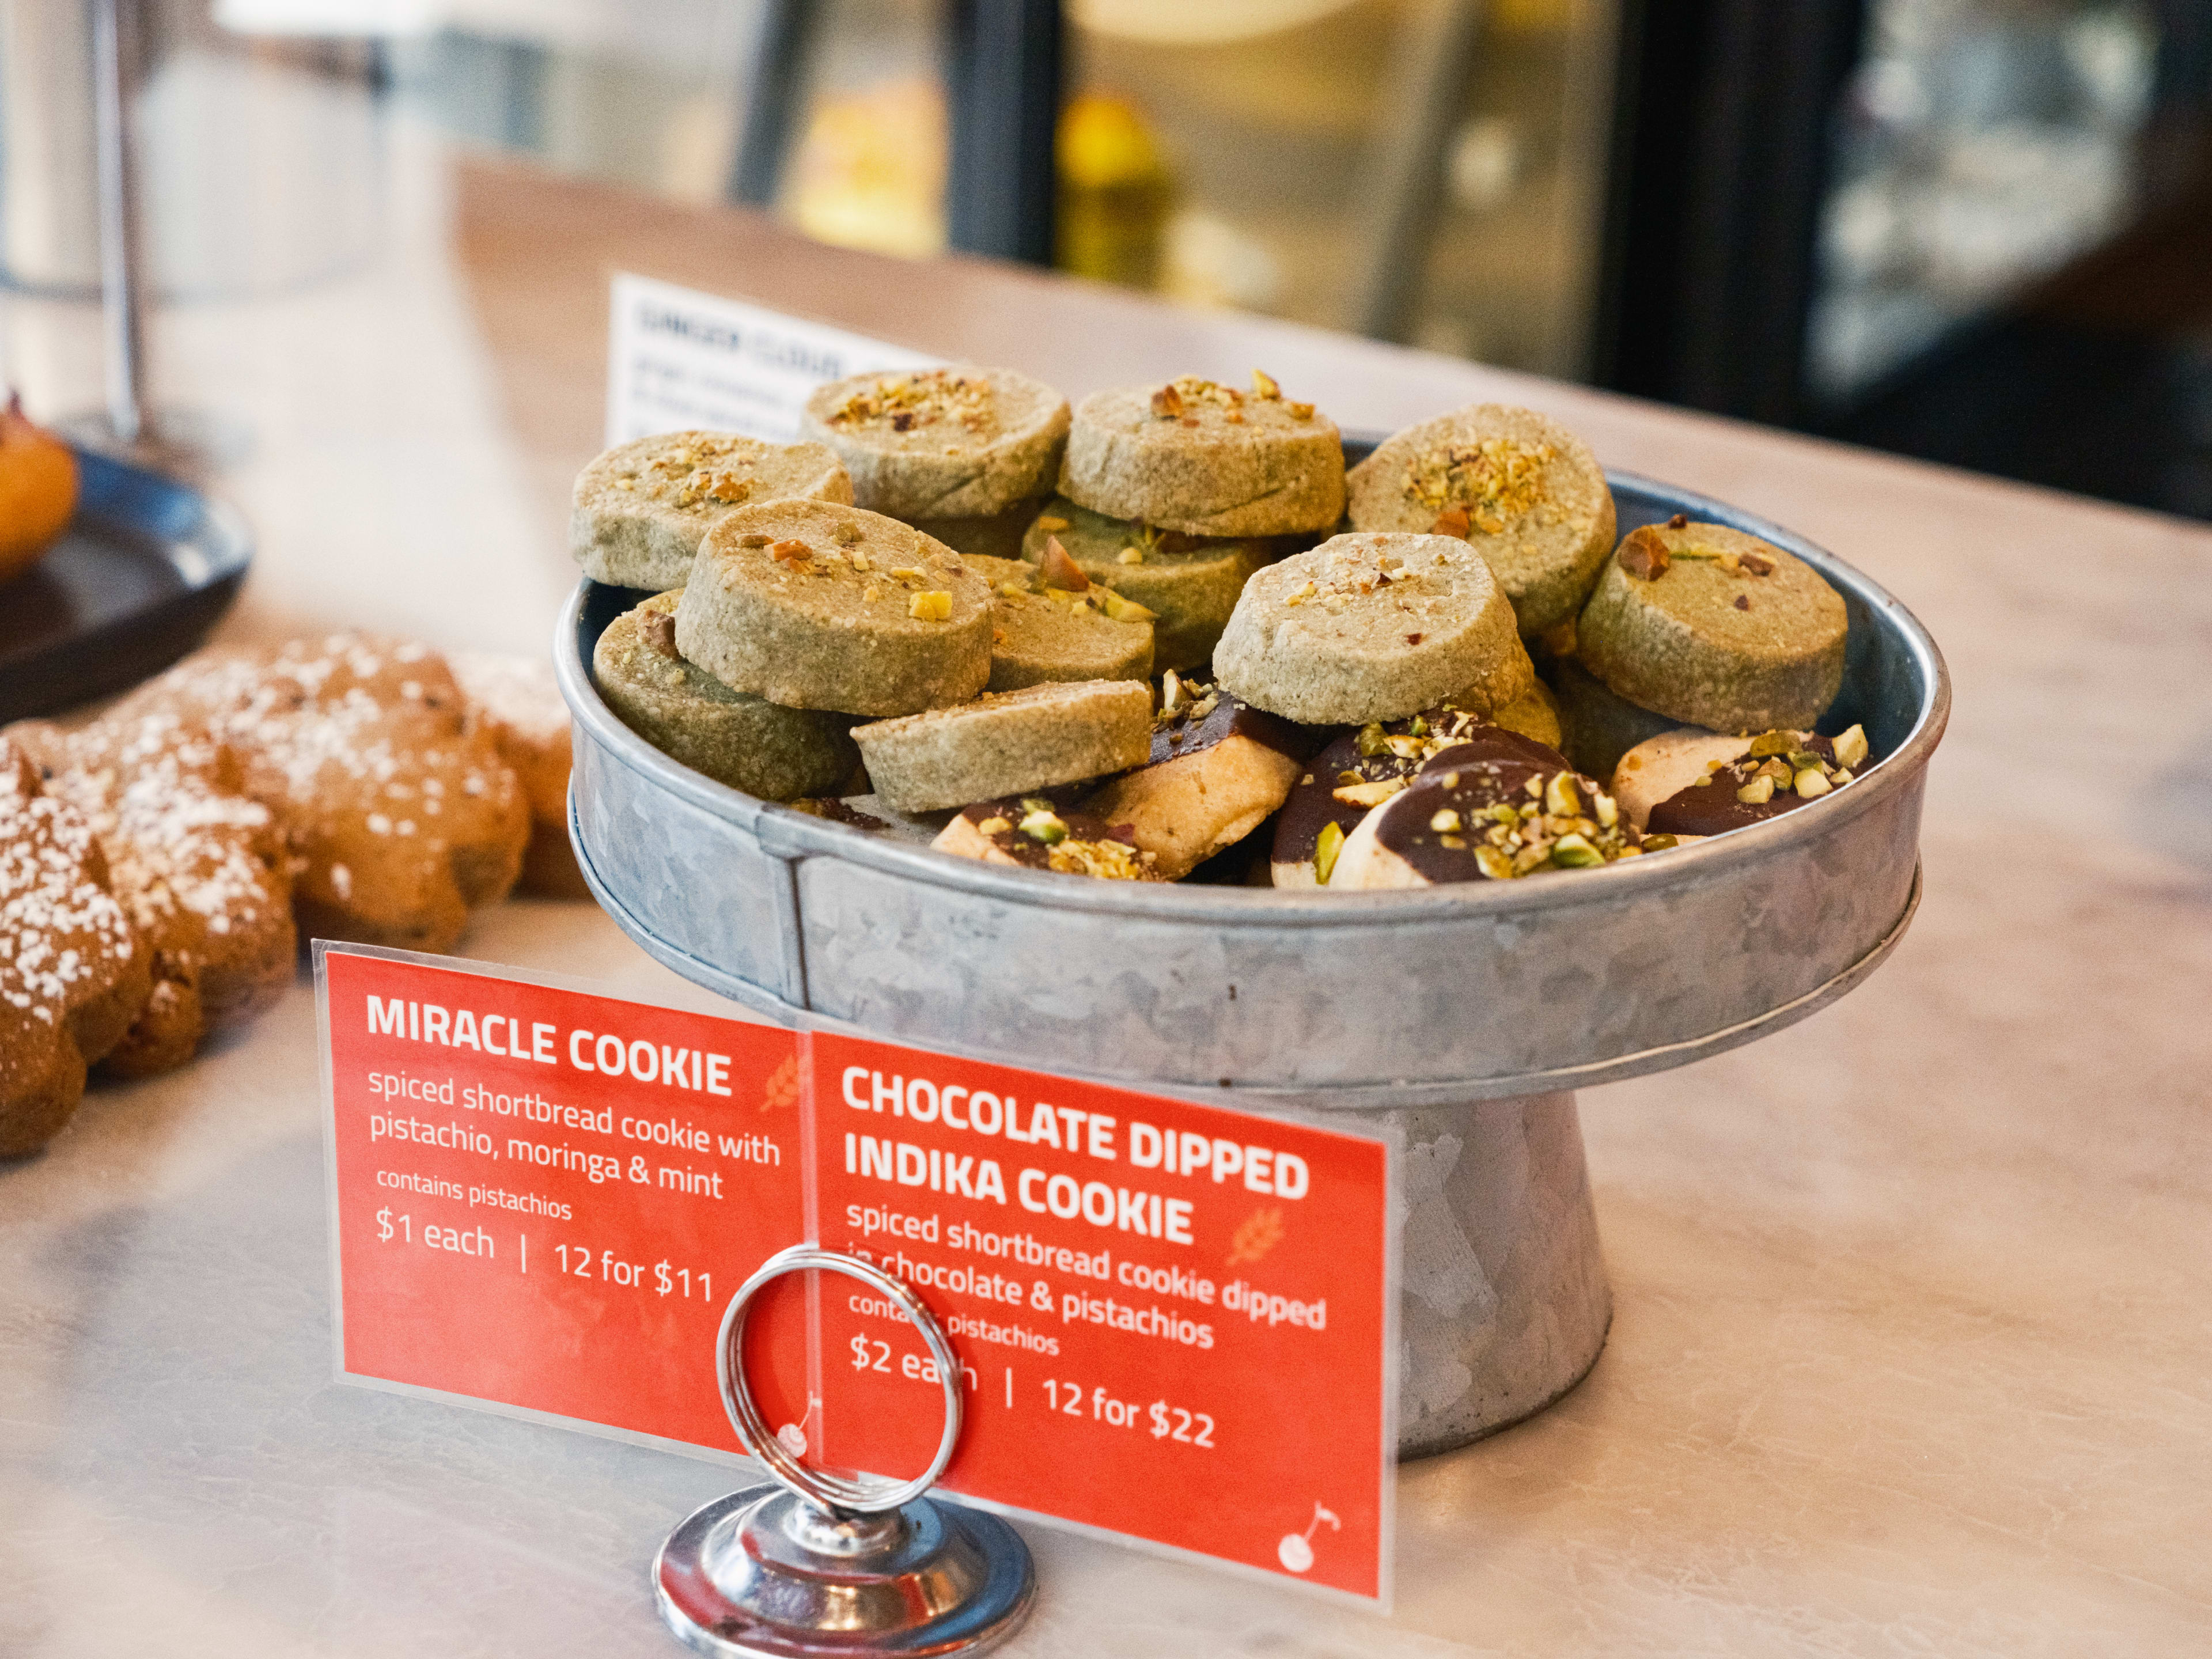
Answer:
[572,431,852,590]
[1060,372,1344,539]
[930,796,1161,881]
[1346,403,1615,637]
[1629,724,1869,839]
[1328,749,1638,889]
[1080,673,1323,881]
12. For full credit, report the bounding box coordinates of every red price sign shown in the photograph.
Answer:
[321,945,1395,1602]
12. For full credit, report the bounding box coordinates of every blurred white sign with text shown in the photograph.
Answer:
[605,274,938,447]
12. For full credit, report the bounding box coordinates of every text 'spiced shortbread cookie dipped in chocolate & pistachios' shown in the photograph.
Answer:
[7,711,294,1078]
[930,796,1162,881]
[801,366,1070,531]
[1214,532,1532,726]
[1577,517,1848,734]
[1619,724,1870,841]
[595,592,861,800]
[1272,710,1571,886]
[1346,403,1616,639]
[1078,672,1323,882]
[677,500,992,718]
[0,738,150,1156]
[1328,747,1639,889]
[851,679,1154,813]
[571,431,852,591]
[1059,371,1346,539]
[1018,497,1270,674]
[965,551,1155,691]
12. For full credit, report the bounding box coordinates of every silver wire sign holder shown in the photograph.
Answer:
[656,1245,1037,1658]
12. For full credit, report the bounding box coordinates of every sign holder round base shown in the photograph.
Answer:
[654,1246,1037,1658]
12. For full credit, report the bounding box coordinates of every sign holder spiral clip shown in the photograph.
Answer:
[654,1244,1036,1658]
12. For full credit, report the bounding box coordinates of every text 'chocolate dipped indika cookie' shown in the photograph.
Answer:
[1328,749,1638,889]
[596,592,861,801]
[571,431,851,590]
[802,366,1070,521]
[1272,711,1569,885]
[677,501,991,718]
[1616,724,1869,839]
[1081,672,1323,881]
[1577,517,1847,734]
[931,797,1161,881]
[1347,403,1615,638]
[1214,532,1531,725]
[1059,372,1344,539]
[851,679,1153,813]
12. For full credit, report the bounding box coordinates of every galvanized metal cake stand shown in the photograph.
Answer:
[555,470,1948,1465]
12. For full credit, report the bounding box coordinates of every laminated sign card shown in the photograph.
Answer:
[321,945,1397,1603]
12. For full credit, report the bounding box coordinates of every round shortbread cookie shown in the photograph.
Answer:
[1489,676,1562,749]
[965,553,1154,691]
[595,592,859,800]
[852,679,1154,813]
[571,431,852,590]
[1628,725,1869,839]
[1577,520,1847,733]
[1020,497,1267,674]
[1059,373,1344,538]
[1213,532,1530,725]
[678,501,991,718]
[1346,403,1615,638]
[1545,654,1685,782]
[1609,729,1755,831]
[802,367,1070,520]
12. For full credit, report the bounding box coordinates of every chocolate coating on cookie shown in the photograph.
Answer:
[1360,755,1637,885]
[1647,728,1865,837]
[1149,678,1321,767]
[933,797,1160,880]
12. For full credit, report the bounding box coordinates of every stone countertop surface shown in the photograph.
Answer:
[3,129,2209,1656]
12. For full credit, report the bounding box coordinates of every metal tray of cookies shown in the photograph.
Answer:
[555,471,1948,1111]
[0,448,252,722]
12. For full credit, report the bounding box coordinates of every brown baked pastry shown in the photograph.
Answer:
[116,636,531,952]
[0,738,149,1156]
[8,711,295,1077]
[450,651,587,899]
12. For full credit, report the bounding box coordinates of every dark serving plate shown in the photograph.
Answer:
[0,448,252,722]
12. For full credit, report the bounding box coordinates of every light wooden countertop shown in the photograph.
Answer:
[3,131,2208,1656]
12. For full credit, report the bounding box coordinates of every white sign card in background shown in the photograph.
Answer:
[605,274,942,446]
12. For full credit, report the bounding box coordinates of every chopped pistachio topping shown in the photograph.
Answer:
[1313,819,1345,884]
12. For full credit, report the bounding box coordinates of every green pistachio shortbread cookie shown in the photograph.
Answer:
[1213,532,1531,725]
[1059,372,1344,538]
[677,501,991,718]
[851,680,1154,812]
[801,366,1070,520]
[912,501,1049,562]
[964,555,1154,691]
[1488,675,1563,749]
[571,431,852,590]
[593,593,858,800]
[1019,497,1267,673]
[1546,655,1686,781]
[1577,520,1847,733]
[1346,403,1614,639]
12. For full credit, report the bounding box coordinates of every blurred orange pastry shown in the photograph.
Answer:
[0,391,79,585]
